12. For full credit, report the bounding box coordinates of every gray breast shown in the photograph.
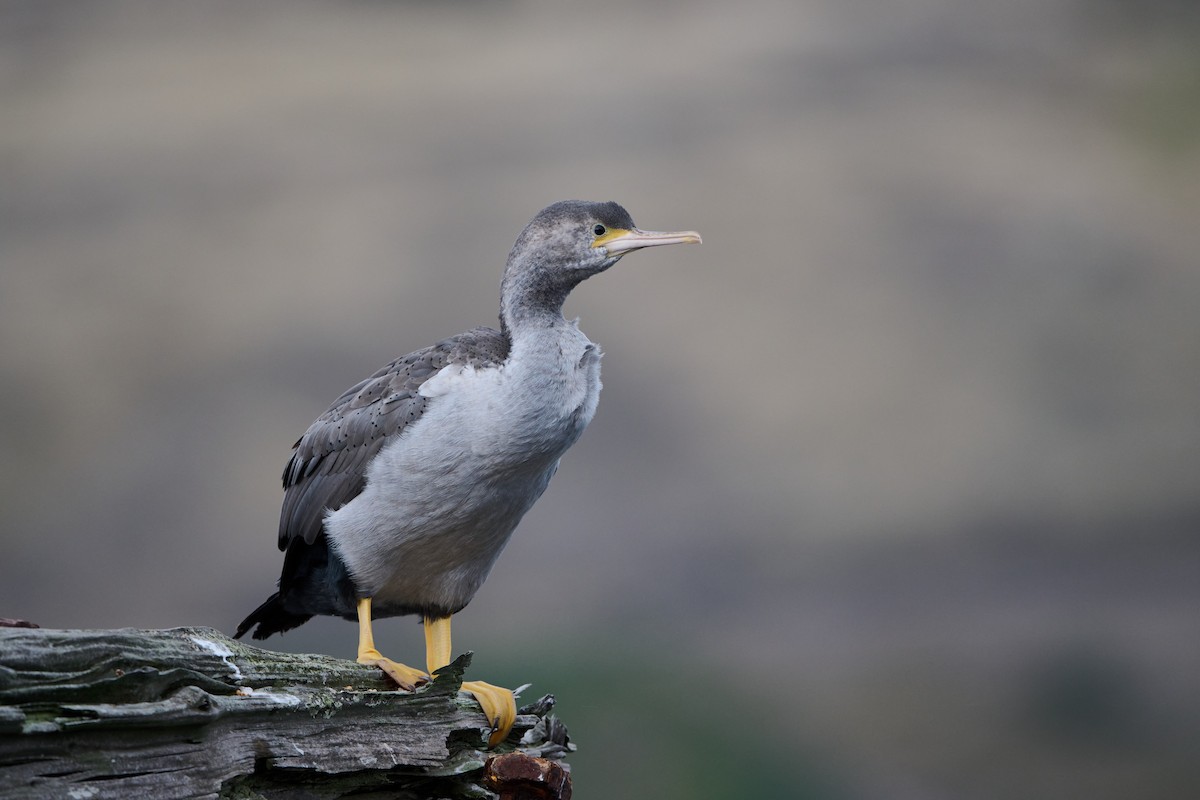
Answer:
[321,322,602,616]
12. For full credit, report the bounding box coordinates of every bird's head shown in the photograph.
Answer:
[501,200,701,330]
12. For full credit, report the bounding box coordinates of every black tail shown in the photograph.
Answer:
[235,534,358,640]
[234,592,312,640]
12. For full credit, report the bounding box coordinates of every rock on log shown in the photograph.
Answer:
[0,626,572,799]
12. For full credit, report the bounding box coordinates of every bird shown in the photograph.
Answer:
[234,200,701,746]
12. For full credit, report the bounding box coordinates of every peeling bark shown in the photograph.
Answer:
[0,627,571,800]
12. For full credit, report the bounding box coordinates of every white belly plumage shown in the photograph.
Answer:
[324,327,602,615]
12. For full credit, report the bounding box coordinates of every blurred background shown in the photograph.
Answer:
[2,0,1199,797]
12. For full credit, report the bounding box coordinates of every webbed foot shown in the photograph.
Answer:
[357,649,430,691]
[461,679,516,747]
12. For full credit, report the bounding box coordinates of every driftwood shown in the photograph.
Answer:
[0,626,572,799]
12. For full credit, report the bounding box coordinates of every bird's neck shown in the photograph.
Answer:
[499,296,568,337]
[499,287,592,367]
[498,264,579,337]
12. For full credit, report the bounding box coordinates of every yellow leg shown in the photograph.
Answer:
[424,614,453,675]
[424,615,516,747]
[355,597,428,690]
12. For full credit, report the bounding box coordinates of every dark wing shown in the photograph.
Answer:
[277,326,510,549]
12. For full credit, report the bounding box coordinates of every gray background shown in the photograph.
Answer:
[2,1,1198,797]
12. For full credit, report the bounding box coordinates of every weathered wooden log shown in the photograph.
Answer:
[0,626,572,799]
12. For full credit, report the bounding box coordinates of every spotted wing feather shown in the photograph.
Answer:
[277,326,510,549]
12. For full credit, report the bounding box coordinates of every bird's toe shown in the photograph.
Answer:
[461,679,516,747]
[358,652,430,691]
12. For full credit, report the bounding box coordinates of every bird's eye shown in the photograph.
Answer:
[593,224,606,237]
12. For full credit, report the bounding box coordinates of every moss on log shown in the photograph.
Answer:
[0,627,572,799]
